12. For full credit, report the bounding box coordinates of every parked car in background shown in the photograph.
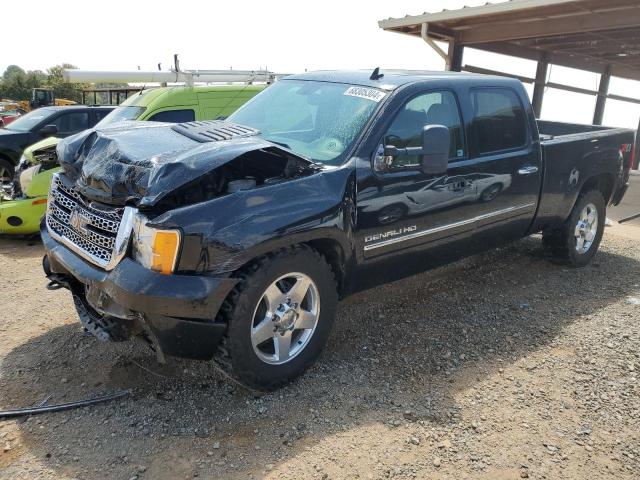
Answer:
[0,110,22,127]
[41,70,633,389]
[0,105,113,190]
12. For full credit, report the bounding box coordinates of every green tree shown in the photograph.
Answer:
[3,65,26,81]
[45,64,90,103]
[0,65,46,101]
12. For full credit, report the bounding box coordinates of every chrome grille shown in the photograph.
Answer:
[46,174,127,268]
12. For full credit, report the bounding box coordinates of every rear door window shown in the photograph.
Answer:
[469,88,527,155]
[148,109,196,123]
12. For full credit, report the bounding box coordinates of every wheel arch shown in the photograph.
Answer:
[579,172,615,205]
[303,238,349,297]
[221,236,352,306]
[0,150,18,166]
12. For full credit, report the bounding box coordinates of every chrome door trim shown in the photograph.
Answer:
[363,202,536,251]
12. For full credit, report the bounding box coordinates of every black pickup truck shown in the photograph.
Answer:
[41,70,634,389]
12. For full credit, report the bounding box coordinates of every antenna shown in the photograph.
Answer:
[370,67,384,80]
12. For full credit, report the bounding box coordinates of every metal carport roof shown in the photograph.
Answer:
[379,0,640,81]
[379,0,640,125]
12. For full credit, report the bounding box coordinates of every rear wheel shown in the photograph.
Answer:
[222,245,338,390]
[543,190,605,267]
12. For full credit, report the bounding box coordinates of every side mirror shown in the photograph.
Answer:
[381,124,450,174]
[420,124,450,175]
[39,124,58,136]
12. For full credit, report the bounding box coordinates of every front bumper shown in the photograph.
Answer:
[41,225,238,360]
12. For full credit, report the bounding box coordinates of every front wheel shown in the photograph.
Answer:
[222,245,338,390]
[543,189,605,267]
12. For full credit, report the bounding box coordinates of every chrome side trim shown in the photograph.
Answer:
[363,202,536,251]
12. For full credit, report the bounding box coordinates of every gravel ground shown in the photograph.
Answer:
[0,226,638,480]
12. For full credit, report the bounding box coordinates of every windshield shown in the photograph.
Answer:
[4,108,53,132]
[227,80,385,164]
[96,106,146,128]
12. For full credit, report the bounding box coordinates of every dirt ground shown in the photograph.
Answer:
[0,226,638,480]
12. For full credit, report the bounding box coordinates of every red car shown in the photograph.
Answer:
[0,110,22,127]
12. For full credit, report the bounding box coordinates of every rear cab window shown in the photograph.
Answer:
[469,88,528,155]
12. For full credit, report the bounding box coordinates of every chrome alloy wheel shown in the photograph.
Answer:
[574,203,598,254]
[250,272,320,365]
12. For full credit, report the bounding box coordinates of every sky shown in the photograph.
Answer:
[2,0,639,128]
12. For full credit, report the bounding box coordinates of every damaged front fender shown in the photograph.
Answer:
[154,166,358,275]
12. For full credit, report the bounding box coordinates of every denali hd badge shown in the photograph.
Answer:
[69,208,91,235]
[365,225,417,243]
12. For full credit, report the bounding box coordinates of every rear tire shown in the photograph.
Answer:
[543,189,605,267]
[222,245,338,390]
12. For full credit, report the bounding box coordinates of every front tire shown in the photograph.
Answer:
[543,189,605,267]
[222,245,338,390]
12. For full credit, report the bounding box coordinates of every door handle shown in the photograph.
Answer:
[518,165,539,175]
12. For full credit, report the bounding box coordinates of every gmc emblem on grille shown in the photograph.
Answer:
[69,208,91,235]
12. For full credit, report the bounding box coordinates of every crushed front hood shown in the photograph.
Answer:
[56,120,310,207]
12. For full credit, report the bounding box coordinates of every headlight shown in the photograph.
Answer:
[132,214,181,275]
[19,165,41,194]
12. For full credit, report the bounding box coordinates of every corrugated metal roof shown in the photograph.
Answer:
[378,0,640,81]
[379,0,578,30]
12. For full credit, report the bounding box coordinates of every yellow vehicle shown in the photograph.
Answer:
[1,89,75,113]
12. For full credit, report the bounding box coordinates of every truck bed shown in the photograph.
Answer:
[533,120,635,233]
[537,119,618,140]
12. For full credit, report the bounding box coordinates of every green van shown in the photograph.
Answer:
[0,84,266,234]
[98,83,266,124]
